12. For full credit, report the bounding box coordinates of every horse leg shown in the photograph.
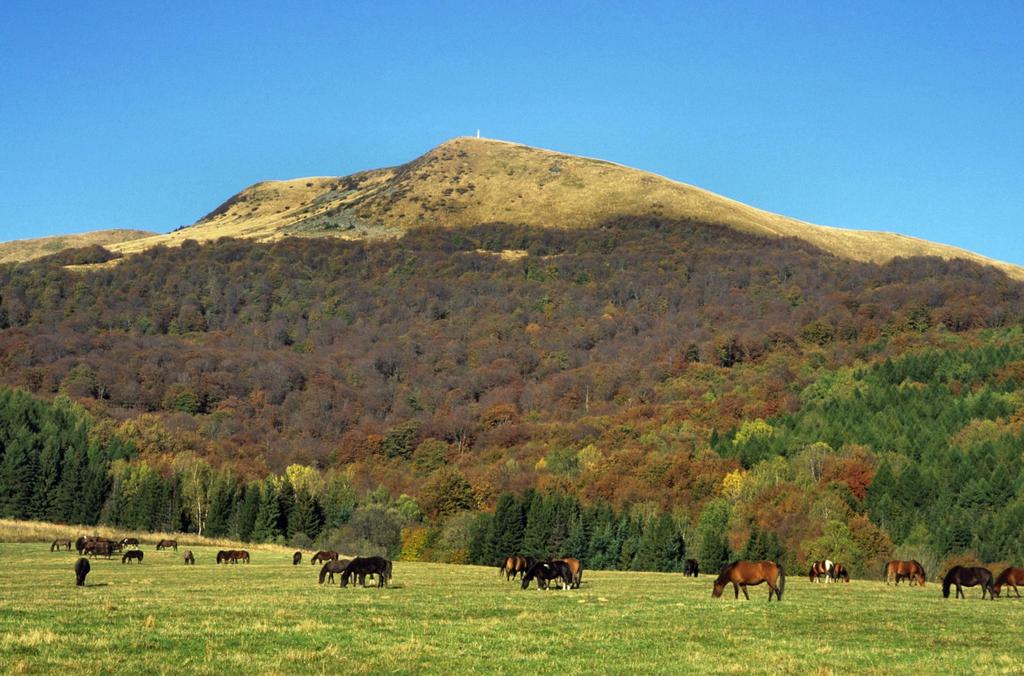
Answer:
[741,585,750,600]
[1014,584,1021,599]
[733,583,739,599]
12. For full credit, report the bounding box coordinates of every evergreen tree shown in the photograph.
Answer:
[251,480,283,542]
[30,427,63,521]
[694,499,732,574]
[634,513,684,572]
[563,509,589,562]
[289,488,323,541]
[490,492,525,560]
[0,432,37,519]
[522,493,554,559]
[231,482,261,542]
[468,513,495,565]
[53,443,84,523]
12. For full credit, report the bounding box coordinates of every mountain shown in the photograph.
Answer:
[3,138,1024,575]
[0,229,153,264]
[12,137,1018,279]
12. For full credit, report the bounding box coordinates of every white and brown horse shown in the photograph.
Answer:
[808,559,833,583]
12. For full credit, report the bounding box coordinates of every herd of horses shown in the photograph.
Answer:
[52,537,1024,601]
[499,555,583,589]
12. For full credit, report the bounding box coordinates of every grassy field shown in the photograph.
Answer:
[1,542,1023,674]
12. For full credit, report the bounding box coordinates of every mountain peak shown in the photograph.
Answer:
[7,139,1022,279]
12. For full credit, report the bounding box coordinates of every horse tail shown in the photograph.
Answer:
[777,563,786,600]
[385,560,393,584]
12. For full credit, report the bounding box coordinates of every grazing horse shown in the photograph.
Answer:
[830,562,850,582]
[225,550,250,564]
[120,538,140,549]
[558,557,584,589]
[318,559,353,585]
[809,559,833,583]
[156,539,178,552]
[942,566,994,600]
[293,551,303,565]
[85,540,113,559]
[500,555,533,581]
[340,557,392,588]
[121,550,144,564]
[712,560,785,601]
[310,551,339,565]
[51,539,72,552]
[884,560,927,586]
[75,536,88,555]
[216,550,231,564]
[521,561,573,590]
[993,567,1024,598]
[183,550,195,565]
[74,557,91,586]
[683,559,699,577]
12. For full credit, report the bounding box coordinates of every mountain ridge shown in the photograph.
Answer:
[5,137,1021,279]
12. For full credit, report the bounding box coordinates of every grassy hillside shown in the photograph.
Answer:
[16,137,1015,279]
[1,540,1021,673]
[0,229,152,264]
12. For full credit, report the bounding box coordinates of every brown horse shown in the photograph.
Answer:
[884,560,926,586]
[293,551,303,565]
[226,550,250,564]
[156,539,178,551]
[500,555,532,580]
[120,538,140,549]
[830,562,850,582]
[84,540,114,559]
[121,550,144,564]
[183,550,195,565]
[993,567,1024,598]
[558,557,583,588]
[311,551,339,565]
[318,559,353,584]
[51,539,72,552]
[712,560,785,601]
[943,566,994,600]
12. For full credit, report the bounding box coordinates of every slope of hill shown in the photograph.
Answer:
[0,229,153,264]
[58,137,1018,280]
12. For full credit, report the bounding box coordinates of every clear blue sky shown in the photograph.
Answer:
[2,1,1022,264]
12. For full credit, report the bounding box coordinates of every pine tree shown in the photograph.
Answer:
[53,443,84,523]
[0,432,37,519]
[694,499,732,574]
[634,514,684,572]
[490,492,525,559]
[251,481,282,543]
[468,513,495,565]
[231,482,261,542]
[289,488,322,541]
[522,493,554,559]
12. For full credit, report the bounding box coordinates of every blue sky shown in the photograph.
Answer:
[1,1,1022,264]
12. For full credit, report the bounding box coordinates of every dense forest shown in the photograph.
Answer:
[1,219,1023,575]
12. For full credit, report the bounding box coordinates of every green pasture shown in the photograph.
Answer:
[0,543,1022,674]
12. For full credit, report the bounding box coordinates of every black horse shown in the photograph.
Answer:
[942,566,994,600]
[318,559,353,585]
[293,551,303,565]
[340,556,392,588]
[521,561,573,590]
[121,550,144,564]
[183,550,195,565]
[74,557,91,586]
[684,559,699,577]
